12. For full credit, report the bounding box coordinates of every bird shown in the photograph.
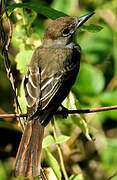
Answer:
[14,12,94,179]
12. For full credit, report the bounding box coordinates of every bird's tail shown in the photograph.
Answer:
[14,119,44,178]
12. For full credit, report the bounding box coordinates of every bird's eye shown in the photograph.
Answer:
[62,28,70,36]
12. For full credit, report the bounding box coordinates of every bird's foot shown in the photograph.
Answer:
[60,105,69,119]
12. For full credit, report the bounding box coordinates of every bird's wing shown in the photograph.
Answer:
[24,67,62,110]
[24,68,41,109]
[24,47,69,117]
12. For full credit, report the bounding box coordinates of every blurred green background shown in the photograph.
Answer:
[0,0,117,179]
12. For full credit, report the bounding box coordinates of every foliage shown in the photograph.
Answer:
[0,0,117,180]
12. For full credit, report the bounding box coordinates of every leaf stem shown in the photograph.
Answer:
[52,117,69,180]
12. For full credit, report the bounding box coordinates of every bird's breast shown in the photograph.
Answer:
[62,45,81,78]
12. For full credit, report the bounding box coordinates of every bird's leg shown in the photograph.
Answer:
[60,104,69,119]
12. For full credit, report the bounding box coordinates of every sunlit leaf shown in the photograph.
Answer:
[51,0,75,15]
[44,167,58,180]
[63,92,92,141]
[15,50,33,75]
[44,148,62,180]
[42,135,55,148]
[56,135,70,144]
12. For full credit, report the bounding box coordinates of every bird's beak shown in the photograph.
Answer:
[77,12,95,28]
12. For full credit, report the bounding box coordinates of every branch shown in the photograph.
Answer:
[0,0,25,129]
[107,172,117,180]
[0,113,27,118]
[0,105,117,118]
[56,105,117,115]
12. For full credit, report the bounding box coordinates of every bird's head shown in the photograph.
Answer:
[43,12,94,47]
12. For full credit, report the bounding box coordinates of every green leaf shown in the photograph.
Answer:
[69,174,84,180]
[63,92,92,141]
[8,3,68,20]
[42,135,55,148]
[22,9,37,36]
[79,25,113,64]
[72,115,91,141]
[98,90,117,120]
[101,139,117,174]
[0,162,7,180]
[18,80,27,114]
[43,167,58,180]
[72,63,105,96]
[71,93,92,141]
[56,135,70,144]
[44,148,62,180]
[15,50,33,75]
[81,24,103,33]
[51,0,75,15]
[99,90,117,106]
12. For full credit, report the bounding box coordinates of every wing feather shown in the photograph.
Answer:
[40,76,62,109]
[24,47,75,117]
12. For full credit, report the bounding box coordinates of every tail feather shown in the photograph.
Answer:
[14,119,44,178]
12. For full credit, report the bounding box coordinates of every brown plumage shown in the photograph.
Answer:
[14,13,94,179]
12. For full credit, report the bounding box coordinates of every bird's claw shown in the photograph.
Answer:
[61,105,69,119]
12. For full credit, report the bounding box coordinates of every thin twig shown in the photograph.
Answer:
[0,105,117,119]
[106,172,117,180]
[3,0,12,51]
[56,105,117,114]
[0,113,27,118]
[52,117,69,180]
[0,0,25,129]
